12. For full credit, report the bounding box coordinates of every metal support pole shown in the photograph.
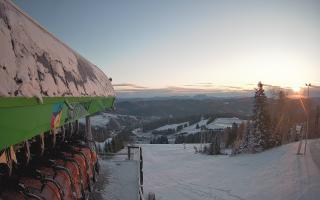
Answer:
[200,131,203,152]
[297,83,311,155]
[304,84,311,155]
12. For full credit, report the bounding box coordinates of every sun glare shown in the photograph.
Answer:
[292,86,301,93]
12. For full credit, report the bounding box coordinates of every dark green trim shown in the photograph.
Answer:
[0,96,115,150]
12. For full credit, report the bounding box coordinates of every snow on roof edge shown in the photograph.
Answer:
[0,0,115,99]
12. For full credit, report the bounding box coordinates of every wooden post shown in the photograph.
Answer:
[140,147,143,193]
[75,119,80,135]
[200,131,203,152]
[128,147,131,160]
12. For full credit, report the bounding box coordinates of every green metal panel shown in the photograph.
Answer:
[0,96,115,150]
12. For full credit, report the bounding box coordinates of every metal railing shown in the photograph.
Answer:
[127,146,144,200]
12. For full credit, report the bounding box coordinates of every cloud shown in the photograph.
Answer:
[115,83,253,98]
[182,83,248,90]
[166,86,250,93]
[183,82,214,87]
[113,83,148,90]
[114,82,253,93]
[218,85,247,90]
[113,82,320,98]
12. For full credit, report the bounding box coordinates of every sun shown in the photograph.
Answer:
[291,86,301,93]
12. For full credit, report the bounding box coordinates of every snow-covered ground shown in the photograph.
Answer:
[91,150,140,200]
[139,117,246,144]
[155,117,245,137]
[142,140,320,200]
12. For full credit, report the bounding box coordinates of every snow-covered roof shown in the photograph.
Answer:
[206,117,244,130]
[0,0,115,99]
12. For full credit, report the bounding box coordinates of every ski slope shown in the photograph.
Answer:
[152,117,245,138]
[177,118,208,135]
[155,122,189,132]
[206,117,245,131]
[142,140,320,200]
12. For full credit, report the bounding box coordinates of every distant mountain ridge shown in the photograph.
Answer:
[116,94,251,102]
[115,97,254,118]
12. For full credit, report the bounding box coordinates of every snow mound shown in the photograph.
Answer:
[0,0,115,99]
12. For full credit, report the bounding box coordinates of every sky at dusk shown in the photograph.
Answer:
[13,0,320,97]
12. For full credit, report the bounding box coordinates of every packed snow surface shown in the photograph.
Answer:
[142,140,320,200]
[91,154,140,200]
[0,0,114,99]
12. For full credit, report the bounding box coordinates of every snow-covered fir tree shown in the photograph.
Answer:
[239,121,252,153]
[250,82,272,152]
